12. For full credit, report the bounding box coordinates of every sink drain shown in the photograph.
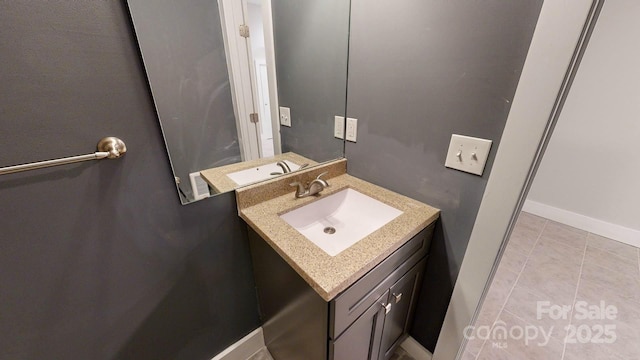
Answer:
[323,226,336,234]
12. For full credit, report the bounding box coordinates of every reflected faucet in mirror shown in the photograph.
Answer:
[127,0,350,204]
[271,161,309,175]
[200,152,316,195]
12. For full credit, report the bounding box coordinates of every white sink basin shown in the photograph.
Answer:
[227,160,300,186]
[280,188,403,256]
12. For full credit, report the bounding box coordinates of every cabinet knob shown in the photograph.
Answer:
[392,292,403,303]
[382,302,392,314]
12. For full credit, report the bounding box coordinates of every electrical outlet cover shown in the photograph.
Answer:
[279,106,291,127]
[444,134,492,176]
[346,117,357,142]
[189,172,211,200]
[334,116,345,139]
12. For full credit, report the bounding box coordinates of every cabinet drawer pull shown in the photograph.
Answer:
[392,292,403,303]
[382,302,392,314]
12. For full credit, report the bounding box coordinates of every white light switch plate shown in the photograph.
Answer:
[279,106,291,127]
[445,134,493,176]
[345,117,357,142]
[334,116,345,139]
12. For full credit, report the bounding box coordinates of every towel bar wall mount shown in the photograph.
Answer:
[0,137,127,176]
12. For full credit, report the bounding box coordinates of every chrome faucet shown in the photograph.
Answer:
[271,162,310,176]
[276,161,292,173]
[290,172,329,198]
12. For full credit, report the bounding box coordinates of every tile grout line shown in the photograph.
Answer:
[500,307,570,349]
[587,258,640,282]
[586,231,640,263]
[585,231,640,279]
[560,236,588,360]
[473,218,549,359]
[528,220,550,256]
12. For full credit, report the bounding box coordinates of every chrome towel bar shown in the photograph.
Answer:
[0,137,127,176]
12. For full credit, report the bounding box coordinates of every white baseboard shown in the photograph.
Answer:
[211,328,265,360]
[401,336,433,360]
[523,200,640,249]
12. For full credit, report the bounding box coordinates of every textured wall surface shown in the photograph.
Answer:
[128,0,241,202]
[272,0,348,162]
[345,0,543,350]
[0,2,258,359]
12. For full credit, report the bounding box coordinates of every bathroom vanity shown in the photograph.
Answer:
[236,160,439,360]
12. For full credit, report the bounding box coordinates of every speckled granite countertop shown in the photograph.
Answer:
[237,160,440,301]
[200,152,316,194]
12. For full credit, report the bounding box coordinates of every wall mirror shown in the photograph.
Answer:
[127,0,350,204]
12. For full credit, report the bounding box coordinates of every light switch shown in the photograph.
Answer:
[279,106,291,127]
[444,134,492,176]
[334,116,345,139]
[345,117,357,142]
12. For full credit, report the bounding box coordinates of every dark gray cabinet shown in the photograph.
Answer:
[331,260,426,360]
[331,290,388,360]
[248,223,434,360]
[380,262,425,360]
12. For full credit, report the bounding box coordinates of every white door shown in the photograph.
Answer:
[256,61,274,156]
[218,0,262,160]
[218,0,279,161]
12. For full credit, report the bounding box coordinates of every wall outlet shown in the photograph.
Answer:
[444,134,493,176]
[279,106,291,127]
[189,172,211,200]
[345,117,357,142]
[334,116,345,139]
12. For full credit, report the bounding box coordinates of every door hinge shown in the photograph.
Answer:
[250,113,259,123]
[239,24,250,38]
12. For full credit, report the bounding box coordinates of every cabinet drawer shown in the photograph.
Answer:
[330,224,434,339]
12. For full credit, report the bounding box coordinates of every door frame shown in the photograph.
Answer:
[433,0,605,359]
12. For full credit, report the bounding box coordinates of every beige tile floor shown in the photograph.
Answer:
[462,212,640,360]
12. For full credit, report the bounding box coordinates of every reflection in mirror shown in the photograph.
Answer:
[127,0,349,204]
[273,0,350,162]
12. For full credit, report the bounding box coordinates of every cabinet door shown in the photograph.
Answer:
[380,259,426,360]
[331,290,389,360]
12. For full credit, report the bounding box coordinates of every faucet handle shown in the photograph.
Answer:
[314,172,330,187]
[290,181,307,198]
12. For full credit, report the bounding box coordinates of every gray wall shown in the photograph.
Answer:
[272,0,349,162]
[128,0,241,202]
[0,2,258,359]
[345,0,543,350]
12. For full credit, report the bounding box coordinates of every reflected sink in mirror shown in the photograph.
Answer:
[280,189,403,256]
[227,160,301,186]
[128,0,350,204]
